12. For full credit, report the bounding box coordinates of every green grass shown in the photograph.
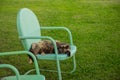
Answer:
[0,0,120,80]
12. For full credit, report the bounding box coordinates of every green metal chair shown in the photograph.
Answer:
[0,51,45,80]
[17,8,77,80]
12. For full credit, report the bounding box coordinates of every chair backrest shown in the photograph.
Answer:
[17,8,41,50]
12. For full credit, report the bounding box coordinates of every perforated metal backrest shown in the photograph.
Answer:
[17,8,41,50]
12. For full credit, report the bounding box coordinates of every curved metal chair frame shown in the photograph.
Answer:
[17,8,77,80]
[0,51,45,80]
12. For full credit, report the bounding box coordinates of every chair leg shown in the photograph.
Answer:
[25,55,76,74]
[25,59,62,80]
[56,58,62,80]
[24,56,76,80]
[70,55,76,73]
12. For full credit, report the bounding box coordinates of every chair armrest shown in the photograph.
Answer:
[40,27,73,45]
[0,64,20,80]
[0,51,40,75]
[19,36,59,56]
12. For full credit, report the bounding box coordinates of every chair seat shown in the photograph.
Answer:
[1,75,45,80]
[36,45,77,60]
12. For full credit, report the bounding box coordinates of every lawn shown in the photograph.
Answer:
[0,0,120,80]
